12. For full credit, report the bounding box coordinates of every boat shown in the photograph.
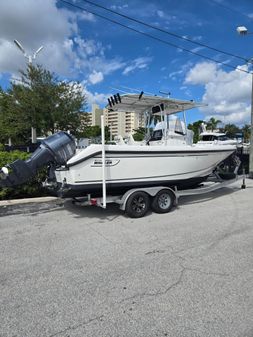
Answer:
[197,122,239,146]
[0,94,236,197]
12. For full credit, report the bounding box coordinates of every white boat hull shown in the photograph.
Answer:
[53,144,235,197]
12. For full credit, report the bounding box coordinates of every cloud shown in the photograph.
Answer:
[0,0,124,82]
[88,71,104,85]
[110,4,129,10]
[77,12,96,22]
[122,57,152,75]
[0,0,155,99]
[185,62,217,84]
[157,10,165,18]
[185,62,251,125]
[0,0,80,76]
[190,46,206,54]
[80,82,110,107]
[169,61,193,81]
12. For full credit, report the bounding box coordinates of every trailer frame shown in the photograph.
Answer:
[72,171,246,218]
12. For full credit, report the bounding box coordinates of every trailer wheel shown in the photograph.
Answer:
[151,189,175,213]
[125,191,150,218]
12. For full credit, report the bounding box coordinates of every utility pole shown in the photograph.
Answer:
[250,64,253,178]
[236,27,253,178]
[14,40,44,143]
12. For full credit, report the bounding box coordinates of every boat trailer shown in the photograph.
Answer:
[72,161,246,218]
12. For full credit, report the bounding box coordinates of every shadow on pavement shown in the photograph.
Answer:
[178,185,243,206]
[63,199,124,220]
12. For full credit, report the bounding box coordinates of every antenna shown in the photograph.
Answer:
[138,91,144,100]
[159,90,171,97]
[121,85,154,95]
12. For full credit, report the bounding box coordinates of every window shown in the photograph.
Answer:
[150,129,163,141]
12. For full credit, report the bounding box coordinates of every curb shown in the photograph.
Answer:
[0,196,63,217]
[0,196,59,207]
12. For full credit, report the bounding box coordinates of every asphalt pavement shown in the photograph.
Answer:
[1,179,253,337]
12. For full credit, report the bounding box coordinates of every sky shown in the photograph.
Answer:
[0,0,253,126]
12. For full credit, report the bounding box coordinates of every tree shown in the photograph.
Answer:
[78,125,110,142]
[187,120,204,143]
[241,124,251,142]
[0,65,86,144]
[224,124,240,138]
[0,87,31,144]
[81,125,101,139]
[206,117,221,131]
[132,127,146,141]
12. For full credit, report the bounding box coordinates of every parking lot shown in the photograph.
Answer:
[1,179,253,337]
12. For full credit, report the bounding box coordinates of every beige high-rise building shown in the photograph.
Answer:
[85,103,145,138]
[79,111,92,128]
[91,104,103,126]
[104,108,145,138]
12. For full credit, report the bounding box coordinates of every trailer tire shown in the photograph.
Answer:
[125,191,150,218]
[151,189,175,213]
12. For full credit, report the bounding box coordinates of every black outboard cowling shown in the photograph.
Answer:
[0,131,76,188]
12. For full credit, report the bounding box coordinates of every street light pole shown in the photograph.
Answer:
[14,40,43,65]
[250,65,253,178]
[236,27,253,178]
[13,40,44,143]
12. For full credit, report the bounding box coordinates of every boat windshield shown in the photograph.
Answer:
[217,135,230,141]
[201,134,230,141]
[149,129,163,141]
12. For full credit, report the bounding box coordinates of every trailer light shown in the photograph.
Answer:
[90,198,97,206]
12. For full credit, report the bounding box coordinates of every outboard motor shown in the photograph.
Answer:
[0,131,76,188]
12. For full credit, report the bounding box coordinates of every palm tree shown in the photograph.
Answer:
[206,117,221,131]
[224,124,240,138]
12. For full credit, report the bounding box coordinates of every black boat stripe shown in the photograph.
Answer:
[56,176,209,198]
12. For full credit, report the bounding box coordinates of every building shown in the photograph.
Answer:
[80,111,92,128]
[91,104,103,127]
[82,104,145,138]
[104,108,145,138]
[79,104,103,129]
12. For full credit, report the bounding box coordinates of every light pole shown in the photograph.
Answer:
[14,40,44,143]
[236,26,253,178]
[14,40,43,65]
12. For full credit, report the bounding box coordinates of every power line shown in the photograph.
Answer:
[207,0,252,21]
[59,0,250,74]
[79,0,247,62]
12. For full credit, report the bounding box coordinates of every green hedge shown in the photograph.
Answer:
[0,150,48,200]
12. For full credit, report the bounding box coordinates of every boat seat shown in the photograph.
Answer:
[125,134,136,145]
[114,135,125,145]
